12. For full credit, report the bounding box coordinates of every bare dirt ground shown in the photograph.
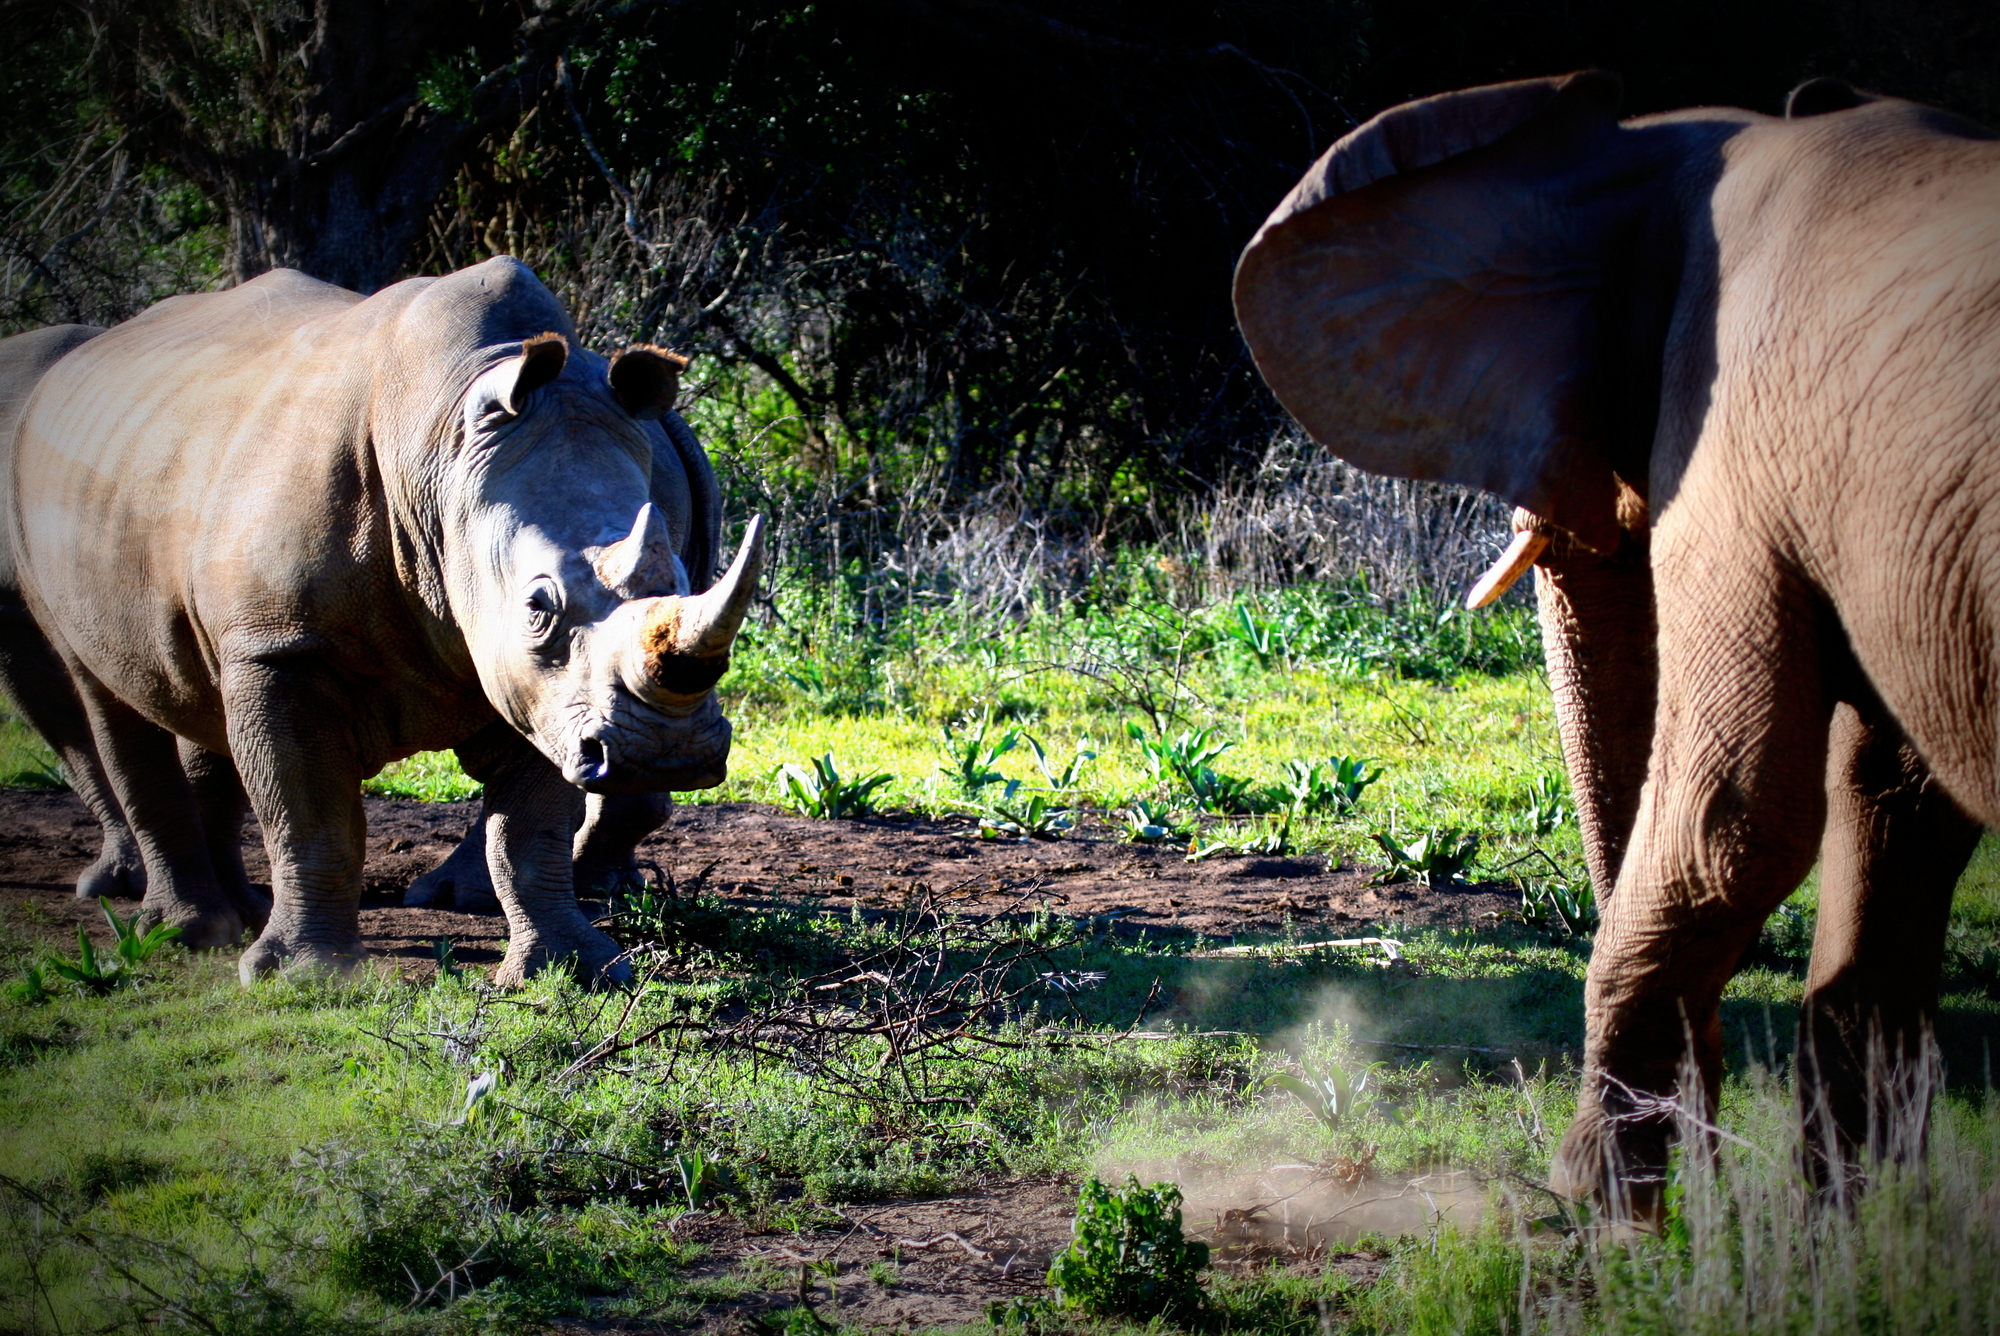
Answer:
[0,788,1521,972]
[0,786,1507,1328]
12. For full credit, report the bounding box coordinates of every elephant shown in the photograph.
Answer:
[1234,70,2000,1211]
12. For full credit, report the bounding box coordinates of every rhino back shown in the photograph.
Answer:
[10,260,570,755]
[0,325,104,591]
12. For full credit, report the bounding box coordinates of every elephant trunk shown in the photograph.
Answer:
[1529,509,1657,899]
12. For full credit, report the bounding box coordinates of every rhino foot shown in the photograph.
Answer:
[138,892,244,951]
[237,929,369,983]
[492,924,632,990]
[75,845,147,901]
[405,828,502,914]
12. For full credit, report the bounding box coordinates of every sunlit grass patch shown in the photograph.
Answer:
[363,749,481,801]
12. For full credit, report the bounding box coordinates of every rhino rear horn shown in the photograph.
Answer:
[597,502,681,598]
[610,345,690,420]
[637,515,766,699]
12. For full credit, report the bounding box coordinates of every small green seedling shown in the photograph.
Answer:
[1521,873,1598,935]
[1026,734,1095,792]
[101,898,181,970]
[939,710,1022,798]
[778,754,893,819]
[980,782,1072,840]
[673,1148,732,1212]
[1524,773,1573,836]
[1120,800,1182,843]
[4,962,51,1004]
[1267,1055,1389,1135]
[1186,819,1292,861]
[432,936,463,982]
[1046,1175,1209,1323]
[1223,604,1284,669]
[1372,827,1481,889]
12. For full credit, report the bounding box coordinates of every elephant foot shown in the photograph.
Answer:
[137,887,244,951]
[237,928,369,983]
[405,829,501,914]
[492,923,632,990]
[75,844,146,901]
[1550,1095,1672,1226]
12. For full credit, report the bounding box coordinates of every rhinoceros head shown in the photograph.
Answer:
[450,330,762,794]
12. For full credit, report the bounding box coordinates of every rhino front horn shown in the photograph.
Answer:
[635,515,766,701]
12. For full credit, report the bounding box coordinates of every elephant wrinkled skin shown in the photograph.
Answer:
[1236,72,1999,1211]
[9,258,763,986]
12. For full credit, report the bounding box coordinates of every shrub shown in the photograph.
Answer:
[1046,1175,1210,1324]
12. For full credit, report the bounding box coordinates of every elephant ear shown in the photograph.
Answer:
[1235,70,1670,552]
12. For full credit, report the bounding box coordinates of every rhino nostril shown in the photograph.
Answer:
[576,736,609,782]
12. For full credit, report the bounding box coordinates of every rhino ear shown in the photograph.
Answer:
[1235,71,1682,552]
[609,345,690,421]
[500,332,569,416]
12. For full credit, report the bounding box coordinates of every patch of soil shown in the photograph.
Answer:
[0,790,1519,969]
[638,1176,1391,1333]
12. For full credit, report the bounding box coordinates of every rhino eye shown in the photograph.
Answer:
[524,580,563,647]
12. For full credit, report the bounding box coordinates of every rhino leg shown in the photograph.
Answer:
[404,819,501,913]
[0,595,145,900]
[224,662,370,980]
[70,674,242,949]
[573,792,672,899]
[178,739,272,932]
[407,789,669,910]
[460,725,629,988]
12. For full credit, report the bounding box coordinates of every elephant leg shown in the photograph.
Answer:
[225,661,369,980]
[572,791,672,898]
[177,739,272,932]
[458,724,627,988]
[1799,697,1977,1189]
[0,596,145,900]
[1532,517,1656,895]
[69,672,242,949]
[1551,554,1835,1217]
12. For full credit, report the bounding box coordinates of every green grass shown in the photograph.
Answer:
[1,580,1998,1332]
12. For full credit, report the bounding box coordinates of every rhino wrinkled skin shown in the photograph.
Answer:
[8,258,762,985]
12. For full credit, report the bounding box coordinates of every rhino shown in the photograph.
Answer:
[8,257,761,985]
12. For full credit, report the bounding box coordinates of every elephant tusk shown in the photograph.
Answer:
[1464,530,1551,609]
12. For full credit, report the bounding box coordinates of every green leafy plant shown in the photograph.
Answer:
[777,754,893,819]
[1274,755,1383,817]
[672,1148,734,1212]
[1026,734,1095,792]
[1187,819,1293,860]
[4,961,52,1004]
[979,783,1073,841]
[1524,773,1573,836]
[1127,722,1270,814]
[1267,1055,1389,1135]
[1046,1175,1209,1323]
[39,900,183,996]
[939,710,1023,798]
[1222,604,1284,670]
[1521,873,1598,935]
[1120,800,1184,843]
[432,936,463,982]
[1371,827,1481,889]
[102,898,182,970]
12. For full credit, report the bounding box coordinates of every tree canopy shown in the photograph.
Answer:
[6,0,1997,511]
